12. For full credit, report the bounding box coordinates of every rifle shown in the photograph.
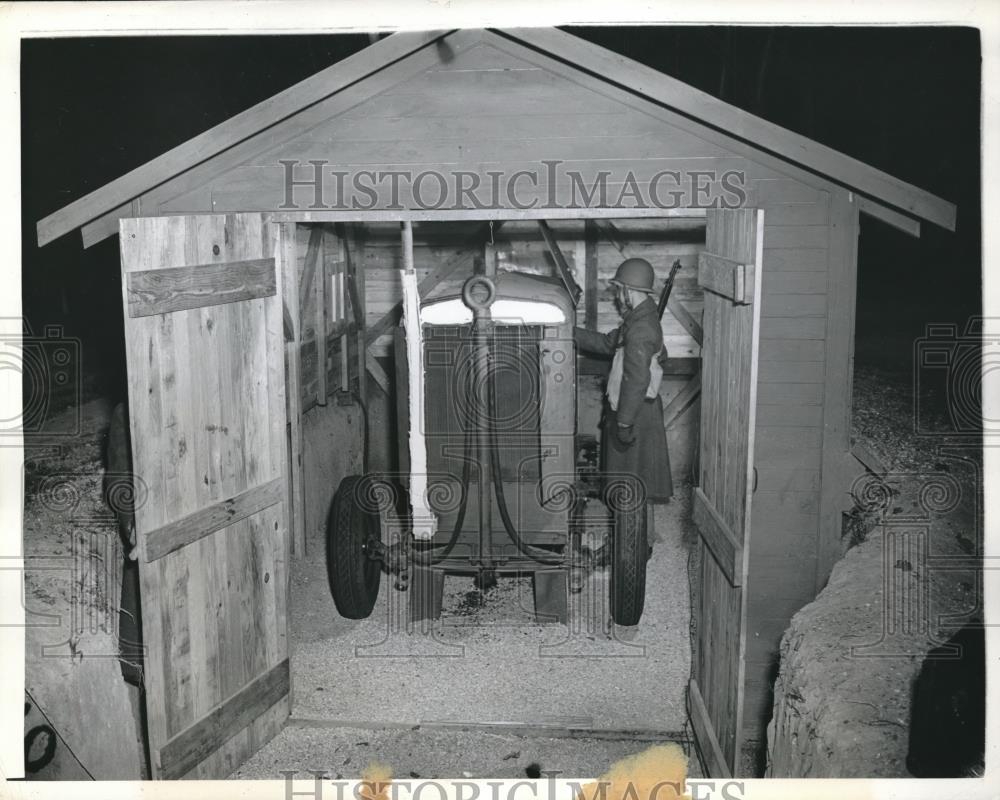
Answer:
[657,259,683,320]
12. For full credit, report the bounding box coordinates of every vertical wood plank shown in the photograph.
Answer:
[816,193,859,590]
[315,230,328,405]
[280,222,306,558]
[265,220,291,699]
[584,219,598,330]
[352,225,369,410]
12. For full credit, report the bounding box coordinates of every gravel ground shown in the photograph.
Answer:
[250,490,698,781]
[287,495,693,733]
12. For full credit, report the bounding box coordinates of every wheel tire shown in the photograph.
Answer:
[326,476,382,619]
[609,482,648,626]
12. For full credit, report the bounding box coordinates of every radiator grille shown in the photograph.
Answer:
[424,324,542,481]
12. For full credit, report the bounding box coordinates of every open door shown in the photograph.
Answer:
[119,213,291,778]
[688,208,764,777]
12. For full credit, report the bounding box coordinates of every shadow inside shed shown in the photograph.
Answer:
[283,217,706,742]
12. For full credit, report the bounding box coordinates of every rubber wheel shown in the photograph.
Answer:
[609,483,648,626]
[326,476,382,619]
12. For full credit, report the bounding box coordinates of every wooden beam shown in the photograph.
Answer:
[126,258,275,318]
[499,28,956,231]
[692,486,743,587]
[857,195,921,238]
[289,716,687,742]
[265,208,709,225]
[298,225,324,312]
[584,220,598,330]
[143,478,284,562]
[158,659,289,779]
[36,31,453,247]
[698,252,755,305]
[666,293,704,345]
[663,372,701,429]
[594,218,628,254]
[537,219,582,305]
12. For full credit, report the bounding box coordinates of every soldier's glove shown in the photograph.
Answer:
[615,423,636,447]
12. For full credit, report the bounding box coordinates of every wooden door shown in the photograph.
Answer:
[119,213,290,778]
[689,208,764,777]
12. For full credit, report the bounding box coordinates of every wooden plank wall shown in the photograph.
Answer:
[150,38,763,221]
[743,186,832,739]
[352,219,705,360]
[295,224,360,409]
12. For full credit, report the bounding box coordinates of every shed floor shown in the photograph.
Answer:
[268,489,695,778]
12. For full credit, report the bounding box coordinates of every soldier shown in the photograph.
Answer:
[574,257,673,512]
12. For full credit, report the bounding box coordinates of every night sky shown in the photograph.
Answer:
[20,27,981,401]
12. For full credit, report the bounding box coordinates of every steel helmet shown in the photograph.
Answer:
[609,258,656,294]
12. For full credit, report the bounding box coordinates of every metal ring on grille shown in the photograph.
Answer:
[461,275,496,312]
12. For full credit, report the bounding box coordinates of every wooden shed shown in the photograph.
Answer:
[35,28,955,779]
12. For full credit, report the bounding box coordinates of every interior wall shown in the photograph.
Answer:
[301,402,364,544]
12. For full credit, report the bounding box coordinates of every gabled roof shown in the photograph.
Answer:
[36,27,956,248]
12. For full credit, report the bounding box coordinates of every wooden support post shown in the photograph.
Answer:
[584,220,598,330]
[340,258,350,393]
[279,222,306,558]
[315,231,328,406]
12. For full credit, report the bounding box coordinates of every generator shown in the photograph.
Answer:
[325,268,648,626]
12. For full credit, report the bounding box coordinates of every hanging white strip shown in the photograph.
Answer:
[401,266,437,540]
